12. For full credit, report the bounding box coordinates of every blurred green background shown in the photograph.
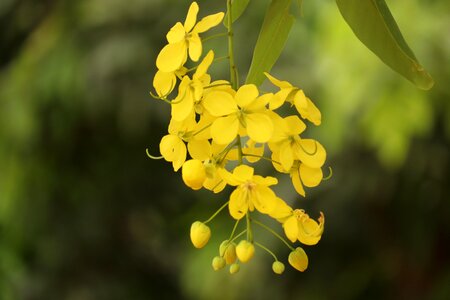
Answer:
[1,0,449,299]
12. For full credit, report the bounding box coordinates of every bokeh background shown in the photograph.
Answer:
[1,0,449,299]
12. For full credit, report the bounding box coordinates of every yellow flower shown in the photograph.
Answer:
[219,165,278,220]
[269,114,307,171]
[265,72,321,125]
[156,2,224,72]
[203,84,274,145]
[159,114,211,171]
[289,160,324,196]
[288,247,308,272]
[153,67,187,98]
[171,50,214,122]
[182,159,206,190]
[269,115,326,196]
[190,221,211,248]
[236,240,255,263]
[282,210,325,245]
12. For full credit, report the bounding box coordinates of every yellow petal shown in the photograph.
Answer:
[284,115,306,135]
[217,167,241,186]
[211,115,239,145]
[171,86,194,122]
[193,12,225,33]
[245,93,272,112]
[283,216,299,243]
[187,139,211,161]
[203,91,237,116]
[159,135,180,162]
[246,113,273,143]
[269,197,293,221]
[264,72,293,89]
[188,33,202,61]
[306,97,322,125]
[279,141,294,171]
[184,1,199,32]
[194,50,214,78]
[251,185,277,215]
[235,84,258,108]
[300,164,323,187]
[156,41,187,73]
[229,187,248,220]
[295,139,326,168]
[160,135,186,171]
[270,150,286,173]
[293,89,307,110]
[236,240,255,263]
[298,212,324,246]
[166,22,186,44]
[232,164,254,182]
[153,71,176,98]
[269,89,291,110]
[291,168,305,196]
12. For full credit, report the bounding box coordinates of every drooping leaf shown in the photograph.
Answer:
[246,0,294,86]
[224,0,251,28]
[336,0,434,90]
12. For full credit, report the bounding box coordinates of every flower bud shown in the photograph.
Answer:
[223,243,237,264]
[229,263,240,274]
[219,240,237,264]
[288,247,308,272]
[236,240,255,263]
[182,159,206,190]
[190,221,211,249]
[219,240,229,257]
[272,261,285,275]
[212,256,226,271]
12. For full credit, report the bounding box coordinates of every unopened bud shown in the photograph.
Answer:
[190,221,211,249]
[182,159,206,190]
[236,240,255,263]
[212,256,226,271]
[288,247,308,272]
[229,263,240,274]
[272,261,285,274]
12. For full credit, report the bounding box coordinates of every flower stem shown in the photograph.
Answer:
[145,148,164,160]
[255,242,278,261]
[202,32,228,43]
[246,212,253,242]
[230,229,247,244]
[229,219,240,240]
[241,153,281,165]
[227,0,238,89]
[237,135,243,164]
[252,219,295,251]
[204,201,229,224]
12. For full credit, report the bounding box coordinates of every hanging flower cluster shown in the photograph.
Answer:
[149,1,329,275]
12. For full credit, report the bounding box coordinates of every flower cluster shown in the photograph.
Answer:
[150,2,328,275]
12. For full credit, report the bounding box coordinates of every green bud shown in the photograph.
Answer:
[212,256,226,271]
[272,261,285,274]
[229,263,240,274]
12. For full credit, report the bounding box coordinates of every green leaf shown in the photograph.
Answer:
[246,0,294,86]
[336,0,434,90]
[224,0,251,28]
